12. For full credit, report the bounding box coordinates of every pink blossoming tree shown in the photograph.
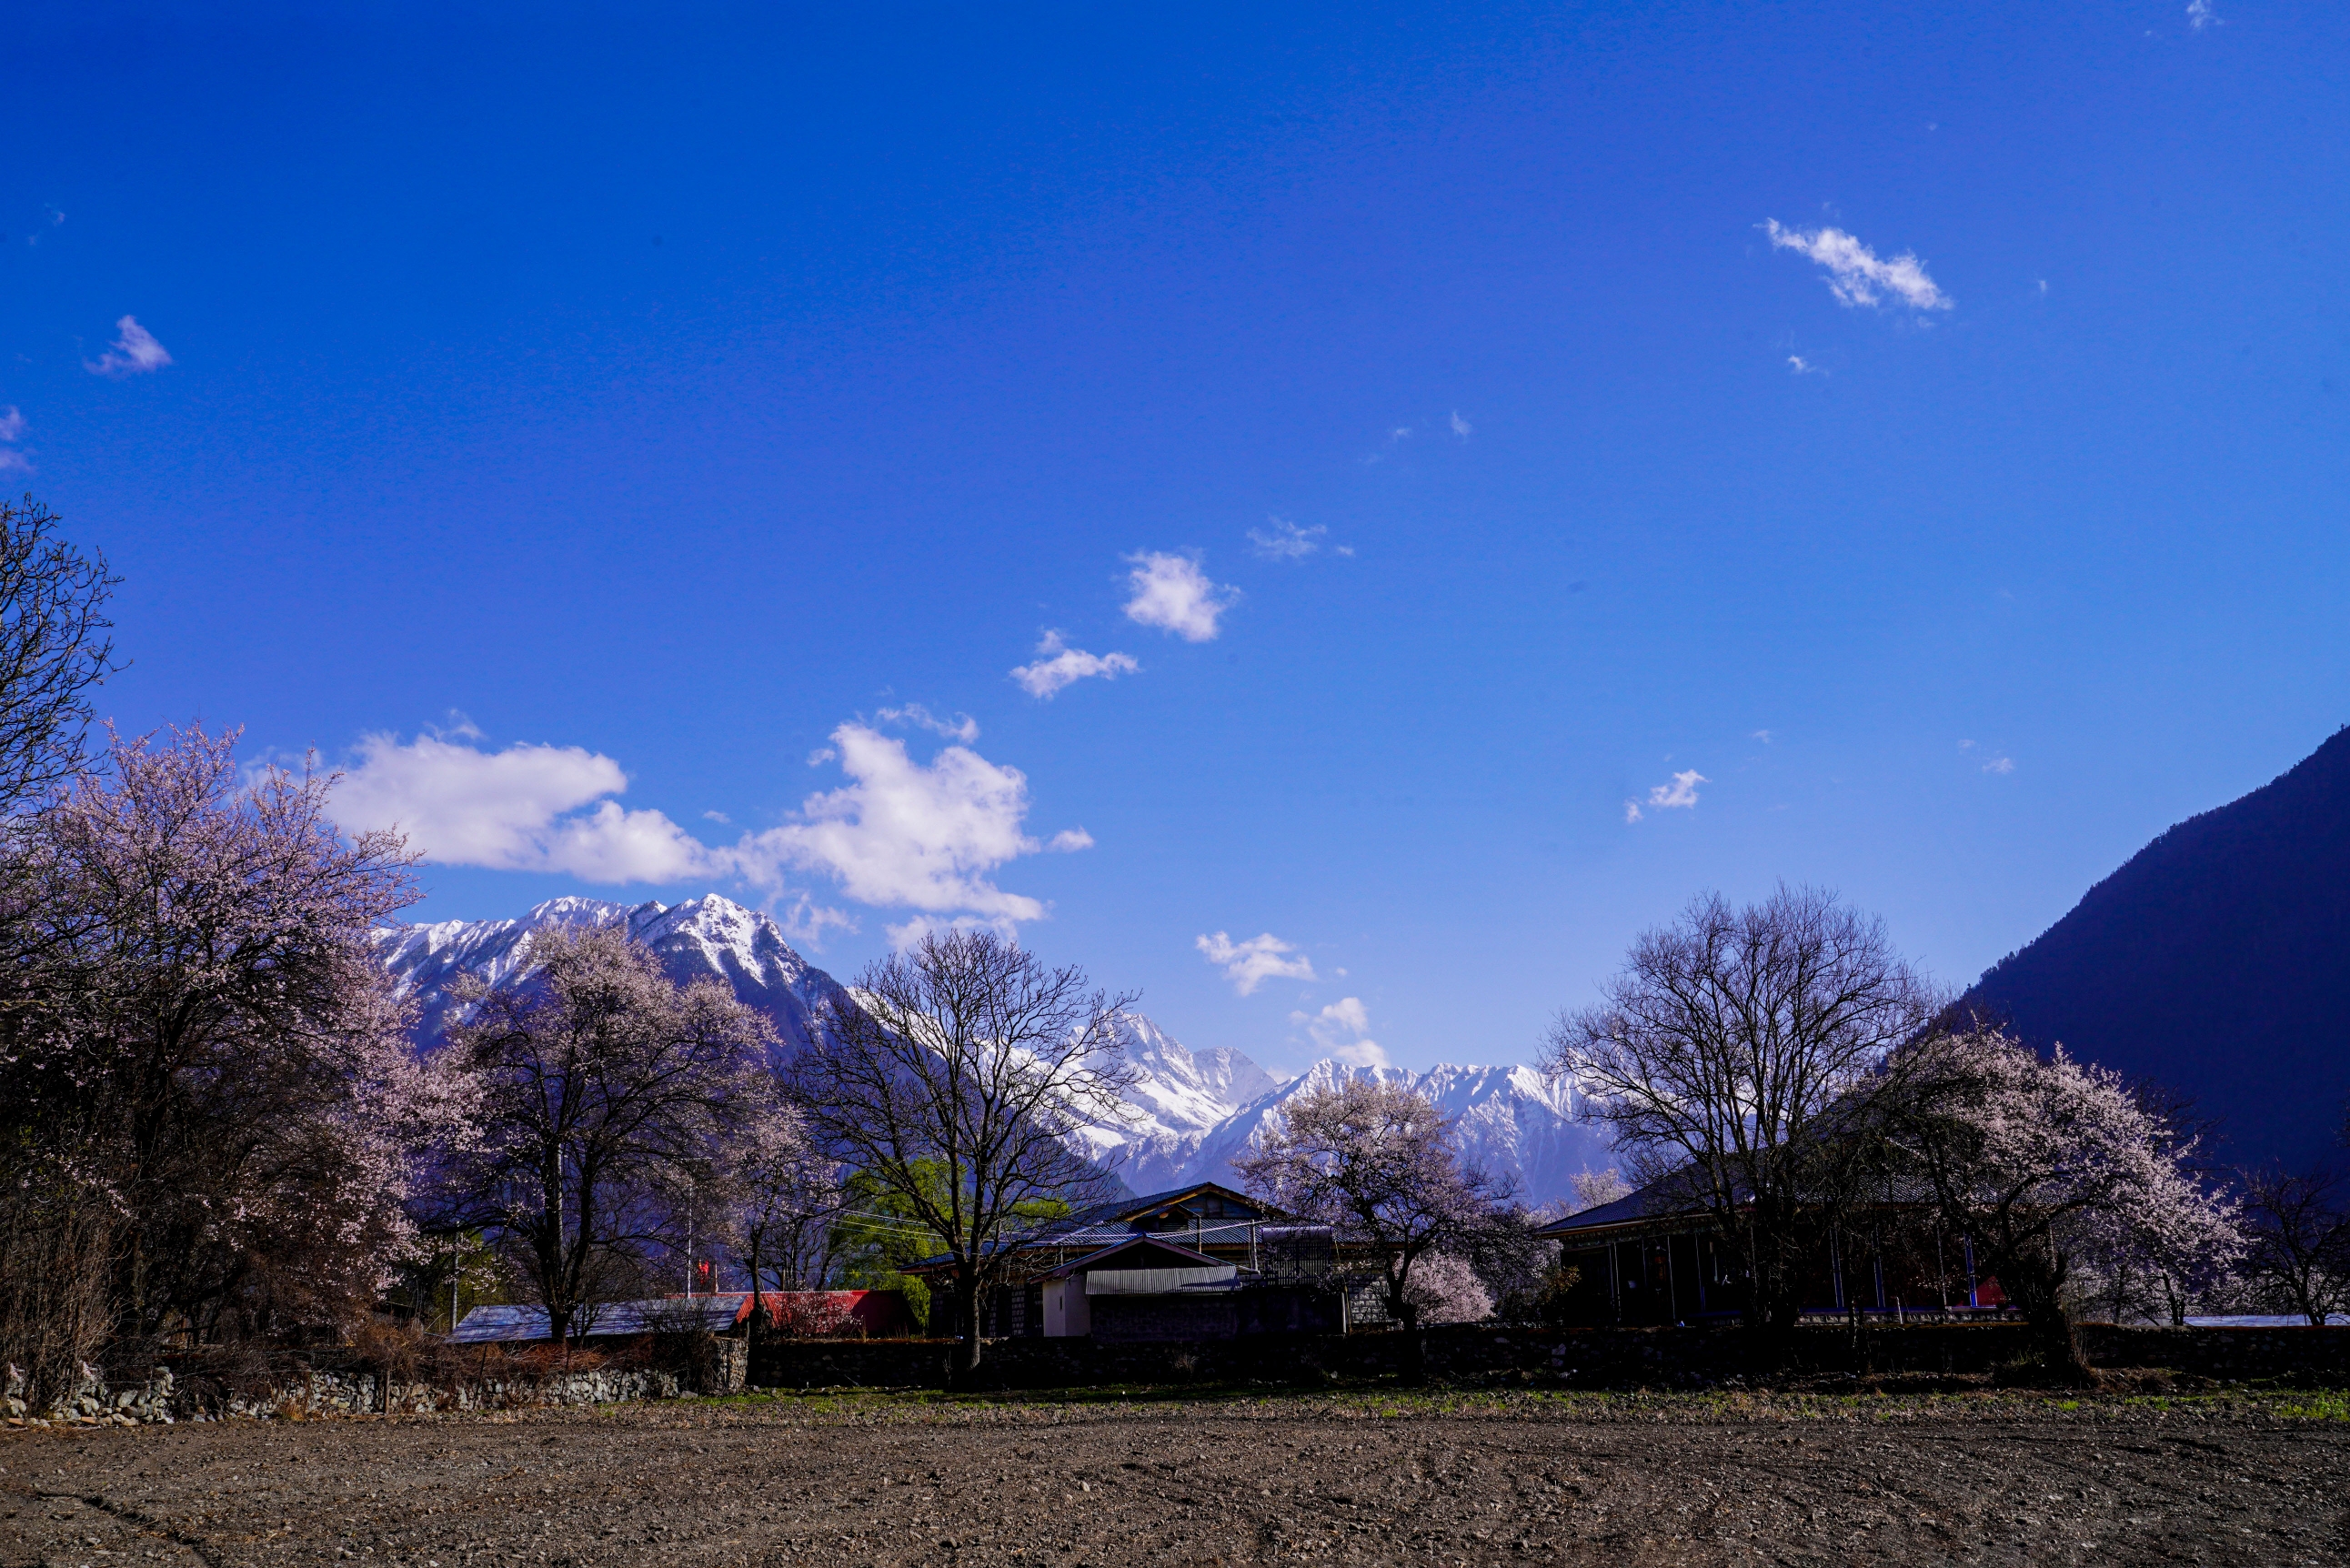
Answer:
[1234,1078,1513,1378]
[1887,1029,2239,1374]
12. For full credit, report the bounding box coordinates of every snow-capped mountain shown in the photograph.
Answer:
[1081,1010,1292,1191]
[371,894,843,1053]
[1145,1057,1613,1210]
[369,900,1612,1206]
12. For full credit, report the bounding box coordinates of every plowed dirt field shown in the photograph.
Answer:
[5,1391,2345,1567]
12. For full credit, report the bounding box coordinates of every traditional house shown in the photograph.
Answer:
[1535,1181,2010,1326]
[904,1182,1361,1340]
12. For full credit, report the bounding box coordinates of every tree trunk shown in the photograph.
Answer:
[948,1271,984,1388]
[2000,1247,2093,1383]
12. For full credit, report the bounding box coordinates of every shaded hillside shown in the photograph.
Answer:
[1963,726,2350,1171]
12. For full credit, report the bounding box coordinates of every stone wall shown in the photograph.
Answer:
[751,1322,2350,1392]
[4,1333,745,1430]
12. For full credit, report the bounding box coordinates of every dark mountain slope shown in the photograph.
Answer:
[1963,726,2350,1171]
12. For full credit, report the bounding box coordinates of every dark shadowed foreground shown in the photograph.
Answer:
[4,1391,2345,1568]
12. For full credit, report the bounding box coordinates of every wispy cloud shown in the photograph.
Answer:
[1248,517,1328,561]
[85,315,173,377]
[1198,930,1317,995]
[1123,551,1238,642]
[1450,411,1472,438]
[1623,769,1707,824]
[1010,631,1140,699]
[2187,0,2217,28]
[777,895,857,947]
[1292,996,1388,1069]
[1787,355,1824,376]
[0,407,25,471]
[1763,221,1952,311]
[333,732,717,883]
[1982,755,2014,775]
[874,703,979,743]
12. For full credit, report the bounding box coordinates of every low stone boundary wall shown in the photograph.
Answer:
[752,1322,2350,1392]
[5,1337,743,1429]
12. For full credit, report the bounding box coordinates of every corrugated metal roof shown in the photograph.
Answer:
[447,1294,749,1343]
[1084,1265,1238,1296]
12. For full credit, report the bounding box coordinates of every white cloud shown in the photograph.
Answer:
[1958,739,1975,750]
[874,703,979,743]
[2187,0,2216,27]
[333,732,715,883]
[0,450,25,474]
[1752,729,1773,743]
[1046,828,1094,852]
[1982,756,2015,775]
[1010,631,1140,698]
[1625,769,1707,824]
[0,408,24,443]
[1292,996,1389,1069]
[1450,411,1472,438]
[1122,552,1237,642]
[85,315,173,377]
[1390,427,1411,440]
[1763,221,1952,311]
[1248,517,1327,561]
[702,809,731,824]
[1197,930,1318,995]
[1787,356,1823,376]
[736,722,1073,920]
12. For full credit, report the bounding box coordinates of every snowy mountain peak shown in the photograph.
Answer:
[373,893,839,1051]
[369,898,1607,1206]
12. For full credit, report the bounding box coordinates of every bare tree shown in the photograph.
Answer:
[1234,1078,1512,1380]
[1542,886,1937,1353]
[0,495,118,809]
[787,929,1136,1382]
[2236,1167,2350,1326]
[447,924,771,1345]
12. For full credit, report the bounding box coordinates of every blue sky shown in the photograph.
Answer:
[5,2,2345,1076]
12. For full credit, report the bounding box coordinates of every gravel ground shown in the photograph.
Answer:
[4,1391,2345,1568]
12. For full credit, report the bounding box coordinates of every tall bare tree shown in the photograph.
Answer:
[1234,1078,1513,1379]
[1542,886,1938,1353]
[2236,1167,2350,1326]
[0,494,124,1399]
[787,929,1136,1382]
[446,924,771,1345]
[0,494,118,809]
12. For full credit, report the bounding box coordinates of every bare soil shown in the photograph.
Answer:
[4,1390,2345,1568]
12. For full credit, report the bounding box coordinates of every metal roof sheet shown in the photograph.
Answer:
[447,1293,750,1343]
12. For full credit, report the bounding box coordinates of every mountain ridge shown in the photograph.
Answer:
[1962,724,2350,1171]
[371,895,1612,1206]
